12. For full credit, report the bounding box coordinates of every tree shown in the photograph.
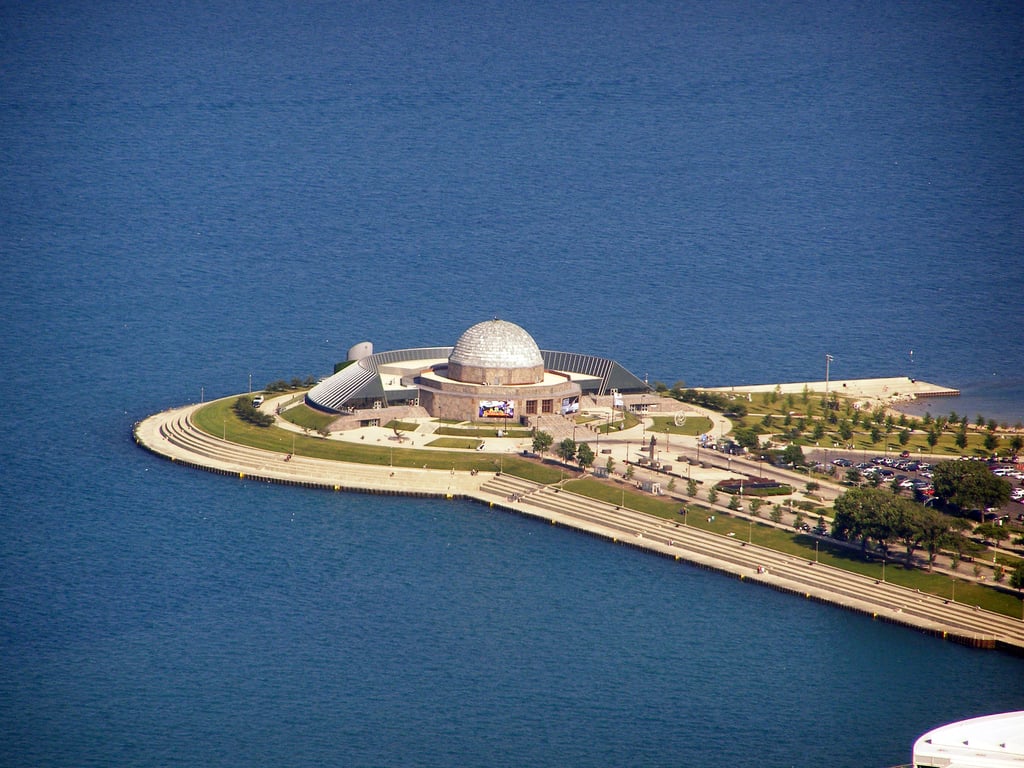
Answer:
[782,444,805,467]
[532,430,553,455]
[955,423,968,450]
[898,428,910,446]
[686,478,698,497]
[557,438,577,464]
[890,497,929,567]
[983,432,998,452]
[832,487,901,553]
[838,420,853,441]
[973,522,1010,559]
[749,498,764,517]
[917,508,966,571]
[1009,562,1024,595]
[733,426,759,451]
[576,442,594,469]
[769,505,783,524]
[845,467,861,484]
[728,494,741,511]
[707,488,718,505]
[932,460,1011,511]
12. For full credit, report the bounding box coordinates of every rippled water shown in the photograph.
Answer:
[2,1,1023,766]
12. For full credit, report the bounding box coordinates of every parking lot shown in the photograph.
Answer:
[808,450,1024,527]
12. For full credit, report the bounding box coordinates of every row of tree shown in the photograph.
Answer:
[264,376,318,393]
[831,487,968,570]
[233,396,274,427]
[531,432,595,469]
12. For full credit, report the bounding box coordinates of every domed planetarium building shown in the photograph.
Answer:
[306,318,649,426]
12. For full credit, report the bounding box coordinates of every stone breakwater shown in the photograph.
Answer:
[134,401,1024,655]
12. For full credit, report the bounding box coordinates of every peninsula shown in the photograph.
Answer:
[133,319,1024,654]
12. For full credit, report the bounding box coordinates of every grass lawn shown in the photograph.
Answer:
[649,415,714,437]
[280,403,336,432]
[594,411,641,434]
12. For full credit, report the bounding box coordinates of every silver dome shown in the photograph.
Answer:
[448,319,544,384]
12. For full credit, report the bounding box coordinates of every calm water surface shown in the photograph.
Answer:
[2,1,1023,766]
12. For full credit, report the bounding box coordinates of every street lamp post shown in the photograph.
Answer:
[825,354,833,404]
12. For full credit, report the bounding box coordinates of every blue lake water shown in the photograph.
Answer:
[2,1,1023,766]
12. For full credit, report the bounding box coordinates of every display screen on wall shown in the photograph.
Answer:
[479,400,515,418]
[561,396,579,415]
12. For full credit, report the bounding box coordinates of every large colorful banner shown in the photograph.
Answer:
[561,395,579,415]
[479,400,515,419]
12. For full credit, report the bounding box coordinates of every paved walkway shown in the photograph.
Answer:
[133,399,1024,654]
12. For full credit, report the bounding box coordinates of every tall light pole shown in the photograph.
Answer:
[825,354,833,405]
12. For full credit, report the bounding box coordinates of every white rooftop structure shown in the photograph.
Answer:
[912,711,1024,768]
